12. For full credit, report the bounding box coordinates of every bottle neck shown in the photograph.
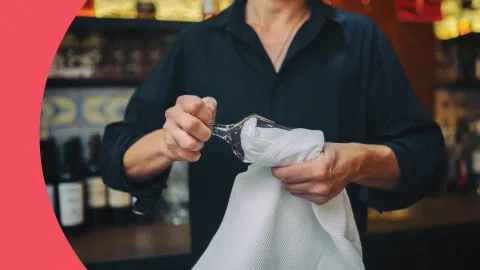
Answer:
[89,151,100,163]
[62,155,85,179]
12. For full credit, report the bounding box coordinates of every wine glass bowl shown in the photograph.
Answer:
[211,114,291,162]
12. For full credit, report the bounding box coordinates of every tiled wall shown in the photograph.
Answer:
[41,87,135,159]
[41,87,189,212]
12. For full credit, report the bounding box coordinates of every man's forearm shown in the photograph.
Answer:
[123,129,174,183]
[350,143,401,191]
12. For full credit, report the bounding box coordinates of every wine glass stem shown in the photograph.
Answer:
[211,123,230,141]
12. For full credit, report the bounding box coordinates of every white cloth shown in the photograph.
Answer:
[192,119,365,270]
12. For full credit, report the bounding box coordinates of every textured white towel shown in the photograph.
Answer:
[192,119,365,270]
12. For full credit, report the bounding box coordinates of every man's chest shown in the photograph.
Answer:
[183,38,368,143]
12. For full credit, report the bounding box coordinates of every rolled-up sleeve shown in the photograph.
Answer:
[359,23,446,212]
[100,33,186,215]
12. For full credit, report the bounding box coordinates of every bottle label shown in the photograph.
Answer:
[473,150,480,174]
[46,184,55,212]
[108,188,131,208]
[94,0,138,18]
[86,176,107,208]
[58,182,84,227]
[203,0,216,14]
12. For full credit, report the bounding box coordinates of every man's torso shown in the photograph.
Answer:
[166,2,377,261]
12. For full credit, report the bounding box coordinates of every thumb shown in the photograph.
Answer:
[202,97,217,123]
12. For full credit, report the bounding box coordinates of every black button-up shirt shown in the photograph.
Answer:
[100,0,446,264]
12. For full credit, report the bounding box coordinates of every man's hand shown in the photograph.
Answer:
[123,95,216,182]
[271,142,400,205]
[162,95,217,162]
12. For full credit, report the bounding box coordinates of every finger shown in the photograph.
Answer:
[202,97,217,123]
[164,124,201,162]
[271,161,313,183]
[174,111,212,142]
[290,193,330,205]
[164,120,204,151]
[177,96,213,126]
[284,182,331,196]
[272,158,324,184]
[282,182,313,194]
[175,147,201,162]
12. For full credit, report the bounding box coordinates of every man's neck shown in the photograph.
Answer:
[245,0,309,29]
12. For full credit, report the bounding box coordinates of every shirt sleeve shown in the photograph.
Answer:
[358,23,447,212]
[99,32,186,215]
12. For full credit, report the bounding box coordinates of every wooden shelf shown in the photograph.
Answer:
[438,80,480,90]
[68,196,480,266]
[441,32,480,43]
[367,195,480,234]
[45,78,143,88]
[69,16,193,32]
[68,223,191,264]
[48,17,195,89]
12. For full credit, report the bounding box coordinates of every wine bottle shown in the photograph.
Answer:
[108,187,132,226]
[202,0,220,19]
[40,138,60,218]
[454,118,471,194]
[86,134,109,229]
[469,119,480,196]
[136,0,156,19]
[78,0,95,17]
[58,137,86,236]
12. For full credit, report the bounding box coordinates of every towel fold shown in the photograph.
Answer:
[192,118,365,270]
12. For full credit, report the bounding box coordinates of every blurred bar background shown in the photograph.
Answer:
[40,1,480,270]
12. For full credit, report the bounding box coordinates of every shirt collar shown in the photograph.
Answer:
[205,0,337,30]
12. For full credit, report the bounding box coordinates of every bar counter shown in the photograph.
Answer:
[70,195,480,270]
[367,195,480,234]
